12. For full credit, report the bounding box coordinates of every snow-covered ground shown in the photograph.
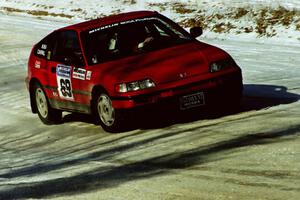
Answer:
[0,0,300,45]
[0,1,299,199]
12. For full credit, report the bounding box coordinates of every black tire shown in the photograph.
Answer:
[33,83,62,124]
[93,92,125,133]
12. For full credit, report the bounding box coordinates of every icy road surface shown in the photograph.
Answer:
[0,14,299,200]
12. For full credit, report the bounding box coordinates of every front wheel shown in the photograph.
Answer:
[95,93,124,132]
[34,83,62,124]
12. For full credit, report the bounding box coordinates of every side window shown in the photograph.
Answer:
[81,30,122,65]
[152,23,169,37]
[34,32,56,60]
[52,30,84,66]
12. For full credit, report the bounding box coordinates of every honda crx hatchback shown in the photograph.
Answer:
[26,11,243,132]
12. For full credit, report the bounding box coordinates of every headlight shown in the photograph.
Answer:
[210,58,234,73]
[115,79,156,93]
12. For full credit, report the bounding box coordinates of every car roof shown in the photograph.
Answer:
[60,10,158,32]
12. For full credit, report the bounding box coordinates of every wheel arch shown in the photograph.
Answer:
[90,85,109,113]
[90,85,125,132]
[91,85,108,101]
[29,78,42,113]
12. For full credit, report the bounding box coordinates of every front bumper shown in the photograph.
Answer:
[111,70,243,109]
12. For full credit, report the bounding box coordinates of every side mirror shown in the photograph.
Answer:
[190,27,203,38]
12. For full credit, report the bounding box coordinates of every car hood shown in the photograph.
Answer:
[98,41,229,85]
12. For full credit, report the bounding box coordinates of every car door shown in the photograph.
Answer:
[47,30,87,112]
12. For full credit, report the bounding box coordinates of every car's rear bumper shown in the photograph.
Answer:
[25,77,30,90]
[111,70,243,110]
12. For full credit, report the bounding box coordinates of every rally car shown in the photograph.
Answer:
[26,11,243,132]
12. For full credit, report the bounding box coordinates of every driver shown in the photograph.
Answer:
[137,36,154,49]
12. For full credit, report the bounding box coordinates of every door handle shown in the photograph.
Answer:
[51,67,56,73]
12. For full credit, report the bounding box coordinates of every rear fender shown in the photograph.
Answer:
[29,78,41,113]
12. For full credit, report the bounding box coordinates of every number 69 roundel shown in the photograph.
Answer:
[56,64,74,100]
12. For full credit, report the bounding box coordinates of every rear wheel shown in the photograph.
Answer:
[34,83,62,124]
[94,92,124,132]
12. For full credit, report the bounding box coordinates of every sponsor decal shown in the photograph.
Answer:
[57,64,71,78]
[41,44,47,50]
[86,71,92,80]
[34,60,41,69]
[56,64,73,100]
[89,23,119,34]
[89,17,163,34]
[73,67,86,80]
[37,49,45,56]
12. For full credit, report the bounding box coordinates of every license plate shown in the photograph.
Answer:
[180,92,205,110]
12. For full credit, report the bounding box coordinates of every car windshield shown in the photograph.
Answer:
[81,16,193,65]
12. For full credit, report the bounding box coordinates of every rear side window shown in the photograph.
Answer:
[34,32,56,60]
[52,30,84,66]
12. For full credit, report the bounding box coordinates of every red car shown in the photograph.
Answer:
[26,11,243,132]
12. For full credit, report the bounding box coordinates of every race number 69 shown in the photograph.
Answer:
[56,64,74,100]
[60,79,72,97]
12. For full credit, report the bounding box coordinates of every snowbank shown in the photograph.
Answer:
[0,0,299,45]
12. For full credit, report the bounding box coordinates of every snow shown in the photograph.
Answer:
[192,0,300,9]
[0,0,300,45]
[0,1,299,199]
